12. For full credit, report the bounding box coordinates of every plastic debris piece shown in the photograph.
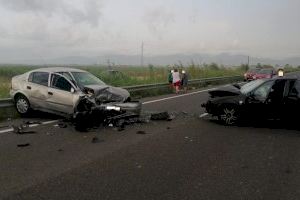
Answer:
[91,137,104,143]
[150,112,170,120]
[136,130,146,134]
[12,125,36,134]
[17,143,30,147]
[58,123,67,128]
[167,114,176,121]
[24,121,41,125]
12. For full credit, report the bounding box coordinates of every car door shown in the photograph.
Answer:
[244,80,275,119]
[283,79,300,121]
[47,73,79,115]
[265,79,287,118]
[27,71,50,109]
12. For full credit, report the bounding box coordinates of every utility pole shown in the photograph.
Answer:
[247,56,250,66]
[141,41,144,67]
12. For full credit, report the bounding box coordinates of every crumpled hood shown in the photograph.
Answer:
[208,85,241,98]
[83,84,130,103]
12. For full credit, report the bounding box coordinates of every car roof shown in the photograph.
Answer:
[29,67,86,73]
[272,76,297,80]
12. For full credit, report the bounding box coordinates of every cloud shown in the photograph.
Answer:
[0,0,103,26]
[143,7,175,39]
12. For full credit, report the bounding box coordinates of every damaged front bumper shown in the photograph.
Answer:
[201,100,218,116]
[100,101,142,114]
[74,98,142,119]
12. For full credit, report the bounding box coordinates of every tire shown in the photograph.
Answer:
[15,94,31,116]
[218,105,239,125]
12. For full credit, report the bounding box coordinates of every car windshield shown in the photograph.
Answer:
[248,68,260,73]
[258,69,273,74]
[240,79,266,94]
[71,72,106,86]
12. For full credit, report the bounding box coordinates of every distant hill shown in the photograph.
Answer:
[3,53,300,66]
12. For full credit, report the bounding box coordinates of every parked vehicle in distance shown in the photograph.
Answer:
[202,77,300,125]
[253,68,277,80]
[243,68,260,81]
[10,67,141,117]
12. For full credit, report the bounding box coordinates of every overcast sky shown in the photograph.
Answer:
[0,0,299,62]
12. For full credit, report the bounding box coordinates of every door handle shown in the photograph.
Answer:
[48,92,53,95]
[27,86,31,90]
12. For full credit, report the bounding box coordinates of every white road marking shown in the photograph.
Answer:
[0,120,59,134]
[199,113,209,118]
[0,128,13,134]
[142,86,222,105]
[0,84,231,134]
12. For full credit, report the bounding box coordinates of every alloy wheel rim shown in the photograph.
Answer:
[220,108,237,125]
[16,99,28,114]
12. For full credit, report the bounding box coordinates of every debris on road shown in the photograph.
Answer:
[150,112,170,120]
[6,107,190,135]
[17,143,30,147]
[91,137,104,143]
[136,130,146,134]
[53,122,67,128]
[24,121,41,125]
[12,125,36,134]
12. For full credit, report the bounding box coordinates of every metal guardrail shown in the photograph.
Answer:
[0,98,14,108]
[124,75,242,92]
[0,75,242,108]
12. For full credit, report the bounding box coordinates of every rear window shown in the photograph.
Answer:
[248,68,260,73]
[28,72,49,86]
[259,69,273,74]
[289,80,300,97]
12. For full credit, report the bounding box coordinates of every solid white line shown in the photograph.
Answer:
[0,128,14,134]
[0,120,59,134]
[142,86,223,105]
[199,113,209,118]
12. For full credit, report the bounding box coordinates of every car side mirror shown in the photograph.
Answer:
[71,88,75,93]
[247,92,257,101]
[232,83,241,89]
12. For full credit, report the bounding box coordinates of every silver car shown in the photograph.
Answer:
[10,67,141,117]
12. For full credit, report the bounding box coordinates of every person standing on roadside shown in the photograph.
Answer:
[168,69,174,89]
[181,70,188,93]
[172,69,181,94]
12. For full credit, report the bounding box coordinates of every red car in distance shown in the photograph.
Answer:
[253,68,277,80]
[244,68,260,81]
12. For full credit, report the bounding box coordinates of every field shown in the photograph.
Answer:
[0,64,246,98]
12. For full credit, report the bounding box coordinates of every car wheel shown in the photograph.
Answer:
[15,95,30,115]
[218,106,238,125]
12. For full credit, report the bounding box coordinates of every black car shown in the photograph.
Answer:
[202,78,300,125]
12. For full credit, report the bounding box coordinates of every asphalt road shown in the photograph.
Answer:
[1,85,300,200]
